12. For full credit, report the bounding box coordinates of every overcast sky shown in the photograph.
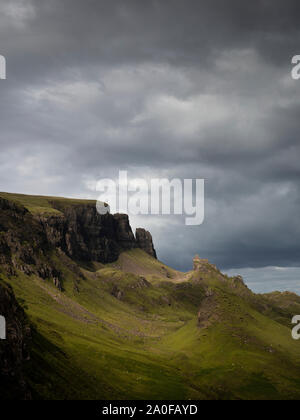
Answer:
[0,0,300,292]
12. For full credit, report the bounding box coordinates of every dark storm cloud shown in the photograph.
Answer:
[1,0,300,288]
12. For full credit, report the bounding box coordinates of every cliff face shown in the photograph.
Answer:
[37,204,121,263]
[37,203,145,263]
[36,201,157,262]
[135,228,157,259]
[0,281,31,400]
[0,197,157,283]
[0,198,61,287]
[113,214,137,250]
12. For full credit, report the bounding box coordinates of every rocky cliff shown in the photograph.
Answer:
[37,201,157,261]
[0,281,31,400]
[135,228,157,259]
[0,196,157,285]
[37,203,122,263]
[0,198,61,286]
[0,195,157,399]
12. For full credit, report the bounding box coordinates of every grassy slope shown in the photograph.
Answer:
[2,249,300,400]
[106,248,184,281]
[0,193,299,399]
[0,192,97,215]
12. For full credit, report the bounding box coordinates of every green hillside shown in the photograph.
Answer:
[0,192,97,215]
[0,193,300,400]
[1,249,300,400]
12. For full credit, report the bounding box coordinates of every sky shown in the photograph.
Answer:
[0,0,300,293]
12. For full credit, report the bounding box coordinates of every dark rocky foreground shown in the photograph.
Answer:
[0,282,31,400]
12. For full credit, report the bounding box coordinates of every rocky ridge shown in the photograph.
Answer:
[0,197,157,289]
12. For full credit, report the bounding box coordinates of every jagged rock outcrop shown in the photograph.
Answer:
[0,198,157,285]
[37,205,139,263]
[0,281,31,400]
[193,255,217,272]
[193,255,207,271]
[230,275,246,289]
[37,203,122,263]
[113,214,137,250]
[135,228,157,259]
[37,201,156,263]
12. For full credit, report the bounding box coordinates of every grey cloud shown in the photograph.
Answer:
[224,267,300,294]
[0,0,300,291]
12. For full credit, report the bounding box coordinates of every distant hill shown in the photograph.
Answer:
[0,193,300,400]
